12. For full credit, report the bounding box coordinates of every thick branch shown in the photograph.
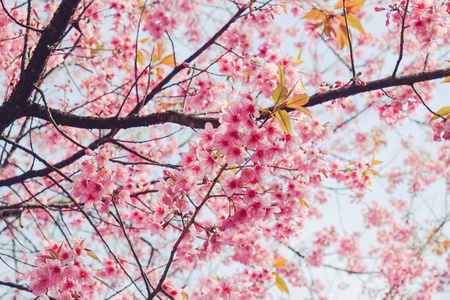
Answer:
[21,67,450,130]
[0,0,81,133]
[303,67,450,108]
[24,104,221,129]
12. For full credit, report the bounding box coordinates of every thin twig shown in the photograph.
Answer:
[342,0,356,78]
[392,0,410,78]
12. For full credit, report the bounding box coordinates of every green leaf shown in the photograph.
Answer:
[278,64,286,87]
[272,84,288,105]
[295,48,304,65]
[285,81,299,100]
[273,272,290,294]
[295,106,312,118]
[346,14,365,35]
[274,110,291,133]
[286,93,309,109]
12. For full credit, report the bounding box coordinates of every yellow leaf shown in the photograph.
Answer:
[272,85,288,105]
[245,70,252,81]
[442,76,450,83]
[431,106,450,120]
[86,250,102,263]
[299,198,309,208]
[139,38,150,44]
[286,94,309,109]
[136,50,145,66]
[273,272,290,294]
[137,0,145,7]
[278,64,286,87]
[273,258,288,268]
[274,110,291,133]
[156,42,163,60]
[295,106,312,118]
[335,0,366,13]
[295,48,304,65]
[371,160,383,165]
[161,53,175,67]
[303,9,327,20]
[368,168,382,179]
[140,9,147,21]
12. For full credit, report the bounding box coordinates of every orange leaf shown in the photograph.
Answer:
[156,42,163,60]
[431,106,450,121]
[136,50,145,66]
[368,168,382,179]
[442,76,450,83]
[86,250,102,263]
[286,94,309,109]
[161,53,175,67]
[273,272,290,294]
[443,240,450,251]
[299,198,309,208]
[181,291,189,299]
[335,0,366,13]
[337,23,350,48]
[303,9,327,20]
[82,79,90,89]
[273,257,288,268]
[324,19,337,37]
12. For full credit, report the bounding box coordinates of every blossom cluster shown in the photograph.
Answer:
[30,240,98,299]
[432,119,450,142]
[408,0,449,53]
[72,149,130,212]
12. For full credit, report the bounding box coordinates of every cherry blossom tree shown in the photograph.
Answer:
[1,0,450,299]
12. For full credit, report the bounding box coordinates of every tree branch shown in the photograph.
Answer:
[0,0,81,133]
[19,67,450,130]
